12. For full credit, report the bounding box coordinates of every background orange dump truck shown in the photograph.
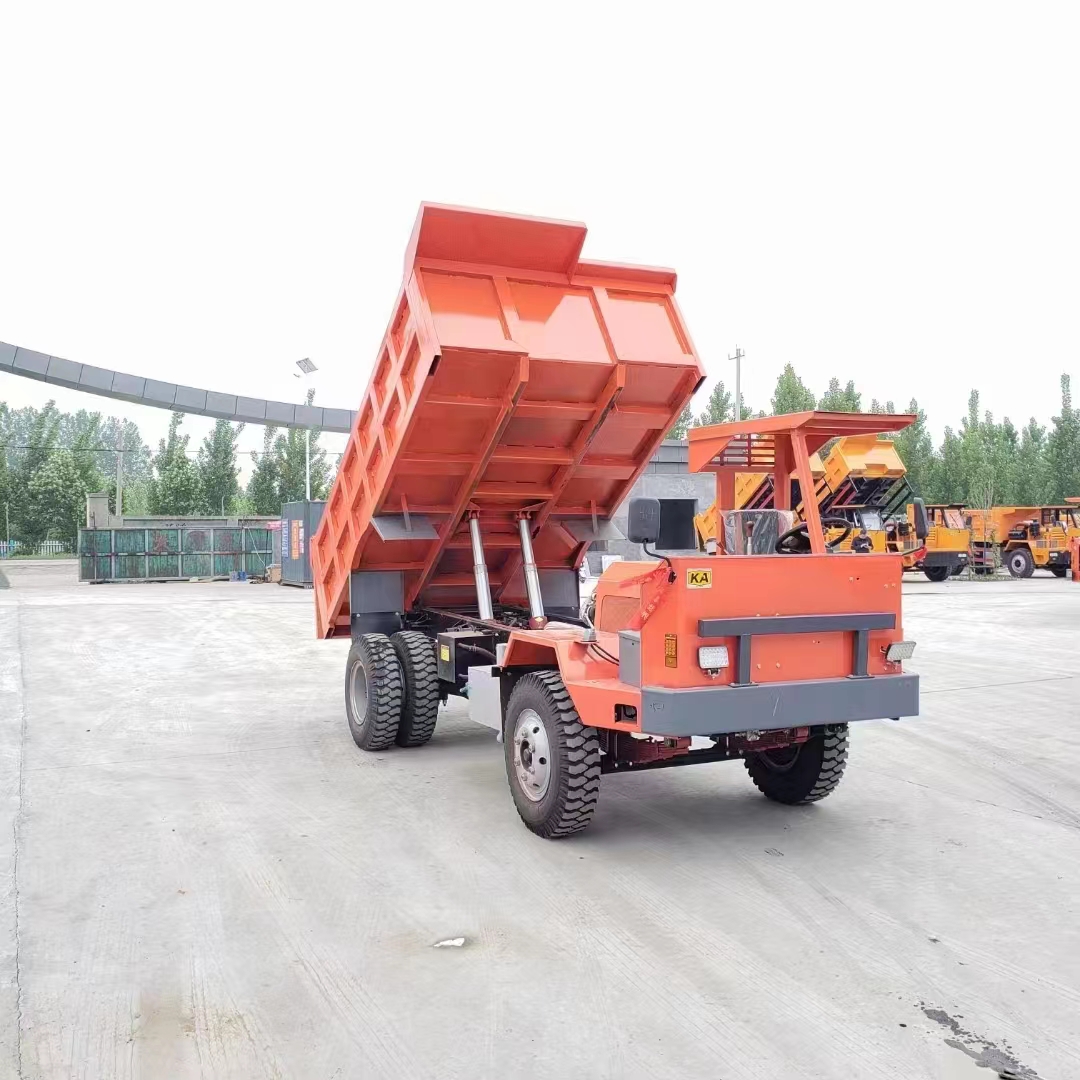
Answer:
[966,505,1080,578]
[311,205,921,837]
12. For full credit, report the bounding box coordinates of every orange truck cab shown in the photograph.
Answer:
[312,205,921,838]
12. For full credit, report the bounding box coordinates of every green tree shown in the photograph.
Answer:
[1011,420,1050,505]
[198,418,244,514]
[770,364,816,415]
[818,377,862,412]
[666,402,695,440]
[24,449,84,544]
[892,399,934,496]
[696,381,732,426]
[0,411,10,542]
[1047,374,1080,502]
[928,427,964,505]
[247,425,282,514]
[12,403,61,538]
[148,412,203,515]
[694,380,753,426]
[275,391,330,501]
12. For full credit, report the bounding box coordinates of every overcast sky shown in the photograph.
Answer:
[2,3,1078,478]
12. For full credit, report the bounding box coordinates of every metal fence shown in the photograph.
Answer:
[77,527,273,582]
[0,539,75,558]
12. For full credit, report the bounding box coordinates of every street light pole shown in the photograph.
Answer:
[295,357,318,503]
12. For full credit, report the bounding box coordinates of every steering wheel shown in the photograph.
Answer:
[774,517,854,554]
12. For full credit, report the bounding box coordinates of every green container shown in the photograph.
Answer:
[115,555,146,579]
[244,529,271,553]
[215,528,242,554]
[183,528,212,553]
[148,529,180,555]
[79,556,95,580]
[213,553,243,576]
[182,553,212,577]
[148,555,180,578]
[79,530,112,555]
[115,529,147,554]
[93,556,113,579]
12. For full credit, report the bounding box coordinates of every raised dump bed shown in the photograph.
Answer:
[311,205,704,638]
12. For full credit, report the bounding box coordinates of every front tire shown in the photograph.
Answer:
[345,634,403,751]
[1051,566,1067,578]
[923,565,951,582]
[503,671,601,838]
[1006,547,1034,579]
[390,631,440,746]
[745,725,849,804]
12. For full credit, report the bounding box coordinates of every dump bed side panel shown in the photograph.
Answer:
[312,205,704,638]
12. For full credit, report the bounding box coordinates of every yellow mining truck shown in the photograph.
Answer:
[694,433,969,581]
[966,505,1080,577]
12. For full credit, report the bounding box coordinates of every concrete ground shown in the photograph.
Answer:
[1,560,1078,1080]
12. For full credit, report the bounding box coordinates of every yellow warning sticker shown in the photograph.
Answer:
[664,633,678,668]
[686,568,713,588]
[439,644,451,662]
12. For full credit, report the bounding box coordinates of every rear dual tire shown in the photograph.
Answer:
[345,632,438,751]
[923,565,952,582]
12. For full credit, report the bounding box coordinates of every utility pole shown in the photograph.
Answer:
[729,345,744,421]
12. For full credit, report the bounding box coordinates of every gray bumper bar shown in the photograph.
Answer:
[640,674,919,737]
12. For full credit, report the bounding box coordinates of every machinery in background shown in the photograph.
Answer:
[695,433,968,581]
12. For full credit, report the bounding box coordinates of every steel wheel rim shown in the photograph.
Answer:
[759,744,801,773]
[349,659,369,726]
[1010,552,1026,573]
[512,708,552,802]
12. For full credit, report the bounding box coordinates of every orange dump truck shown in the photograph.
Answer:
[312,205,921,837]
[966,505,1080,577]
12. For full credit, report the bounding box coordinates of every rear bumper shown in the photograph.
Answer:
[919,550,966,569]
[639,673,919,737]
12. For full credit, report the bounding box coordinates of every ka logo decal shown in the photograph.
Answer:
[686,569,712,588]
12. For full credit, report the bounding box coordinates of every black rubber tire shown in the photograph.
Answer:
[503,671,602,838]
[1051,566,1068,578]
[390,631,440,747]
[950,564,964,577]
[345,634,403,751]
[745,725,849,805]
[923,565,951,582]
[1006,547,1035,579]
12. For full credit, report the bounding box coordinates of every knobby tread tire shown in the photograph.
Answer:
[345,633,403,751]
[504,670,602,838]
[390,631,440,747]
[1006,547,1035,579]
[745,725,849,805]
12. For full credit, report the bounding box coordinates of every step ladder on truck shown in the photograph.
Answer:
[310,204,923,837]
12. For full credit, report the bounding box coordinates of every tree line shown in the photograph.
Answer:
[668,365,1080,507]
[0,392,333,544]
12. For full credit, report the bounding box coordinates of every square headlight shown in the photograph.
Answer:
[886,640,916,662]
[698,645,730,670]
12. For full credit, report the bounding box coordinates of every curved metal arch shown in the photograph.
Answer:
[0,341,356,433]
